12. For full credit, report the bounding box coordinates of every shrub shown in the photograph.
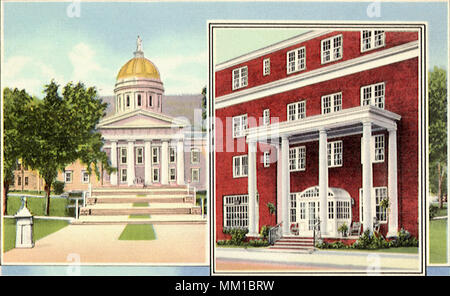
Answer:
[267,202,276,215]
[52,181,65,195]
[223,227,249,246]
[389,228,418,247]
[429,204,438,219]
[259,225,270,239]
[248,239,269,247]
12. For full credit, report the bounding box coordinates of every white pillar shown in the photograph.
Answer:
[281,136,290,235]
[110,141,118,186]
[127,140,135,186]
[387,128,399,237]
[161,140,169,185]
[362,121,373,233]
[248,140,258,236]
[276,144,283,224]
[176,140,185,185]
[144,140,152,185]
[318,128,328,235]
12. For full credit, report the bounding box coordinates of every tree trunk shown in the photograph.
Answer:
[45,182,51,216]
[438,163,443,209]
[3,180,9,215]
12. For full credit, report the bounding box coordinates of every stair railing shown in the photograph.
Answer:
[312,219,321,248]
[268,222,283,245]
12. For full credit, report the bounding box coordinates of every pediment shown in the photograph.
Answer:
[98,109,188,129]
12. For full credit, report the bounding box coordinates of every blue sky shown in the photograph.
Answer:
[2,1,448,98]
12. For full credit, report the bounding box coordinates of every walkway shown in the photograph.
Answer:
[3,224,208,264]
[215,247,421,273]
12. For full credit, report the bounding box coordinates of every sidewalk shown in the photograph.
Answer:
[215,247,421,272]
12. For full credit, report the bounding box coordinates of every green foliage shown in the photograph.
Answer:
[52,181,65,195]
[266,202,276,215]
[247,239,269,247]
[223,227,249,246]
[389,228,418,248]
[429,204,439,219]
[337,223,348,235]
[259,225,270,239]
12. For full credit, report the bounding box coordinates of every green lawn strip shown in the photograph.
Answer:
[118,224,156,240]
[7,196,69,217]
[319,247,419,254]
[3,218,69,253]
[429,219,448,264]
[129,202,150,219]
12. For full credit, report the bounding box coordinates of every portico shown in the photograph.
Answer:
[245,105,401,238]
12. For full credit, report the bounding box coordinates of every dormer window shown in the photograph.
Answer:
[232,66,248,90]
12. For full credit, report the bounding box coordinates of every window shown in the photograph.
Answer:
[169,168,176,181]
[321,35,343,64]
[25,177,29,186]
[191,148,200,164]
[149,95,153,107]
[289,194,297,223]
[263,58,270,76]
[263,109,270,126]
[361,30,385,52]
[137,94,142,106]
[169,147,176,163]
[361,82,385,109]
[126,95,130,107]
[287,101,306,121]
[263,151,270,168]
[121,168,127,183]
[328,201,334,219]
[336,201,351,219]
[289,146,306,172]
[81,171,90,184]
[120,147,127,164]
[223,195,248,228]
[136,147,144,164]
[152,168,160,183]
[191,168,200,183]
[233,155,248,178]
[328,141,343,167]
[299,202,306,220]
[17,176,22,186]
[361,134,385,163]
[232,114,248,138]
[232,66,248,90]
[65,171,73,183]
[321,92,342,114]
[359,187,388,223]
[152,147,160,164]
[287,47,306,74]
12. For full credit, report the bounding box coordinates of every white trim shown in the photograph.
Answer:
[152,167,160,183]
[361,30,385,53]
[191,148,200,164]
[289,146,306,172]
[360,82,385,109]
[287,100,306,121]
[321,34,343,64]
[223,194,249,228]
[215,41,419,109]
[81,170,90,184]
[321,92,342,114]
[232,154,248,178]
[286,46,306,74]
[135,146,144,165]
[152,146,160,164]
[191,168,200,183]
[263,58,270,76]
[232,66,248,90]
[120,147,127,164]
[169,167,177,182]
[263,109,270,126]
[327,140,343,168]
[263,151,270,168]
[64,171,73,184]
[232,114,248,138]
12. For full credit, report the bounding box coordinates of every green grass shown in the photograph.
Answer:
[132,202,149,207]
[6,196,70,217]
[3,218,69,253]
[129,202,150,219]
[435,206,448,218]
[118,224,156,240]
[319,247,419,254]
[429,219,448,264]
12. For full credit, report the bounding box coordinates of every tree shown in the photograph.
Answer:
[3,88,33,215]
[201,86,207,132]
[429,66,447,209]
[23,81,113,215]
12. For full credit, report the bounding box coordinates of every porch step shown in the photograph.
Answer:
[80,207,197,216]
[270,236,315,251]
[86,196,194,204]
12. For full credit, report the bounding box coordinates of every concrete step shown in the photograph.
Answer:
[71,214,207,225]
[270,236,315,251]
[80,207,195,216]
[86,196,194,204]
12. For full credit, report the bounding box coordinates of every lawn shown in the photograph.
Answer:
[3,218,69,252]
[118,224,156,240]
[429,219,448,264]
[129,202,150,219]
[6,196,70,217]
[319,247,419,254]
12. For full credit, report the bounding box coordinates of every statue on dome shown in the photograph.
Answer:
[136,35,143,52]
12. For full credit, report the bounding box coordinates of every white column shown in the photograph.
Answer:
[176,140,185,185]
[110,141,118,186]
[248,140,258,236]
[127,141,135,186]
[276,144,283,224]
[387,128,399,237]
[281,136,290,235]
[161,140,169,185]
[362,121,373,233]
[144,140,152,185]
[318,128,328,235]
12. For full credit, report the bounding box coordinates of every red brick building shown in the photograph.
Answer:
[214,29,421,241]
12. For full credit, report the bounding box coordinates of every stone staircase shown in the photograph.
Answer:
[73,185,205,225]
[269,236,315,252]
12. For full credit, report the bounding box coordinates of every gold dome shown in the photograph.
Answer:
[116,57,160,81]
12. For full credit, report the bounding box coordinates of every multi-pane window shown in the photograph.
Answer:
[82,171,90,183]
[191,168,200,183]
[65,171,73,183]
[152,168,160,183]
[321,35,343,64]
[361,30,385,52]
[169,147,176,163]
[263,58,270,76]
[120,148,127,164]
[289,146,306,172]
[121,168,127,183]
[223,195,249,228]
[361,82,385,109]
[191,148,200,164]
[328,201,334,219]
[328,141,343,167]
[287,101,306,121]
[321,92,342,114]
[152,147,160,164]
[375,187,388,222]
[233,155,248,178]
[336,201,351,219]
[232,66,248,90]
[299,202,306,220]
[289,194,297,223]
[263,151,270,168]
[361,134,386,163]
[263,109,270,126]
[136,147,144,164]
[169,168,176,181]
[232,114,248,138]
[287,47,306,74]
